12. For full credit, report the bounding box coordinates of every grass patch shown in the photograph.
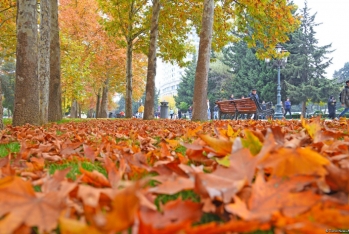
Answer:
[248,230,274,234]
[56,130,64,136]
[175,145,187,155]
[2,118,12,126]
[0,142,20,158]
[154,190,200,211]
[47,160,107,180]
[194,212,223,225]
[55,118,90,124]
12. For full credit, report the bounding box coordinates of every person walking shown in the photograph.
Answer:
[327,96,336,119]
[169,109,174,119]
[214,104,219,119]
[188,106,192,119]
[178,109,182,119]
[284,98,292,118]
[337,80,349,118]
[248,88,260,103]
[248,88,259,119]
[138,104,144,118]
[207,99,211,119]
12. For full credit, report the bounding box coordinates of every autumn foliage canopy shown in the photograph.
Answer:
[0,118,349,233]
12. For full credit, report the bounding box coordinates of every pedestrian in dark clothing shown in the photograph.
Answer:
[328,96,336,119]
[229,94,234,100]
[248,89,259,119]
[284,98,292,118]
[178,110,182,119]
[261,101,266,119]
[338,80,349,119]
[248,89,260,103]
[188,106,192,119]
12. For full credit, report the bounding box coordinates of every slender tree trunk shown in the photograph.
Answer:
[78,103,81,118]
[125,41,133,118]
[48,0,62,122]
[100,78,109,118]
[39,0,51,125]
[96,88,101,118]
[70,99,78,118]
[0,77,4,130]
[192,0,214,121]
[144,0,160,120]
[302,101,306,118]
[13,0,39,126]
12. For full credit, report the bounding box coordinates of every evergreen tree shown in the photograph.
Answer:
[174,56,196,108]
[283,1,336,115]
[333,62,349,83]
[175,53,234,110]
[222,41,276,103]
[0,60,15,115]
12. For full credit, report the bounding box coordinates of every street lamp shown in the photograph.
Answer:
[265,44,288,119]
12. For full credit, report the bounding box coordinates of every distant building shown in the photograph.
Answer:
[156,30,199,100]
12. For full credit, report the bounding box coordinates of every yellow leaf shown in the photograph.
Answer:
[59,217,102,234]
[301,117,321,140]
[227,124,234,137]
[241,130,262,156]
[216,155,230,167]
[199,134,233,156]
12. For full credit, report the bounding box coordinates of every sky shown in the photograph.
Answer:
[292,0,349,78]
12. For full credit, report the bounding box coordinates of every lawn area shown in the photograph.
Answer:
[0,118,348,233]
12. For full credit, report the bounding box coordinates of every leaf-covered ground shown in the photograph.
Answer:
[0,118,349,233]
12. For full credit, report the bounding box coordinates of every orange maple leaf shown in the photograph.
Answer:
[0,176,65,233]
[259,147,330,177]
[79,167,111,188]
[225,172,320,221]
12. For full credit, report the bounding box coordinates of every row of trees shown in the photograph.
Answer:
[1,0,301,126]
[176,1,340,117]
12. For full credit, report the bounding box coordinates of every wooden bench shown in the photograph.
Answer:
[215,100,238,119]
[216,97,274,120]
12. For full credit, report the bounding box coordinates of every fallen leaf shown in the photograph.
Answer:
[0,176,65,233]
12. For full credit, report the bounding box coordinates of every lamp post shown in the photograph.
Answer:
[265,44,288,119]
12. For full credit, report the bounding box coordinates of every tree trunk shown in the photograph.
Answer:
[70,99,78,118]
[96,88,101,118]
[0,76,4,130]
[39,0,51,125]
[192,0,214,121]
[302,101,306,118]
[13,0,39,126]
[78,103,81,118]
[48,0,62,122]
[144,0,160,120]
[100,78,109,118]
[87,108,94,118]
[125,41,133,118]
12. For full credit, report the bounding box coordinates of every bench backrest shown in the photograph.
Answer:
[233,98,257,113]
[215,100,237,113]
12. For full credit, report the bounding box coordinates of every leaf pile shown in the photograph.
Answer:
[0,118,349,233]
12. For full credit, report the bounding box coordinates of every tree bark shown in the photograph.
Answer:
[48,0,62,122]
[100,78,109,118]
[125,41,133,118]
[39,0,51,125]
[70,99,78,118]
[96,88,101,118]
[302,101,306,118]
[0,75,4,130]
[192,0,214,121]
[13,0,40,126]
[144,0,160,120]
